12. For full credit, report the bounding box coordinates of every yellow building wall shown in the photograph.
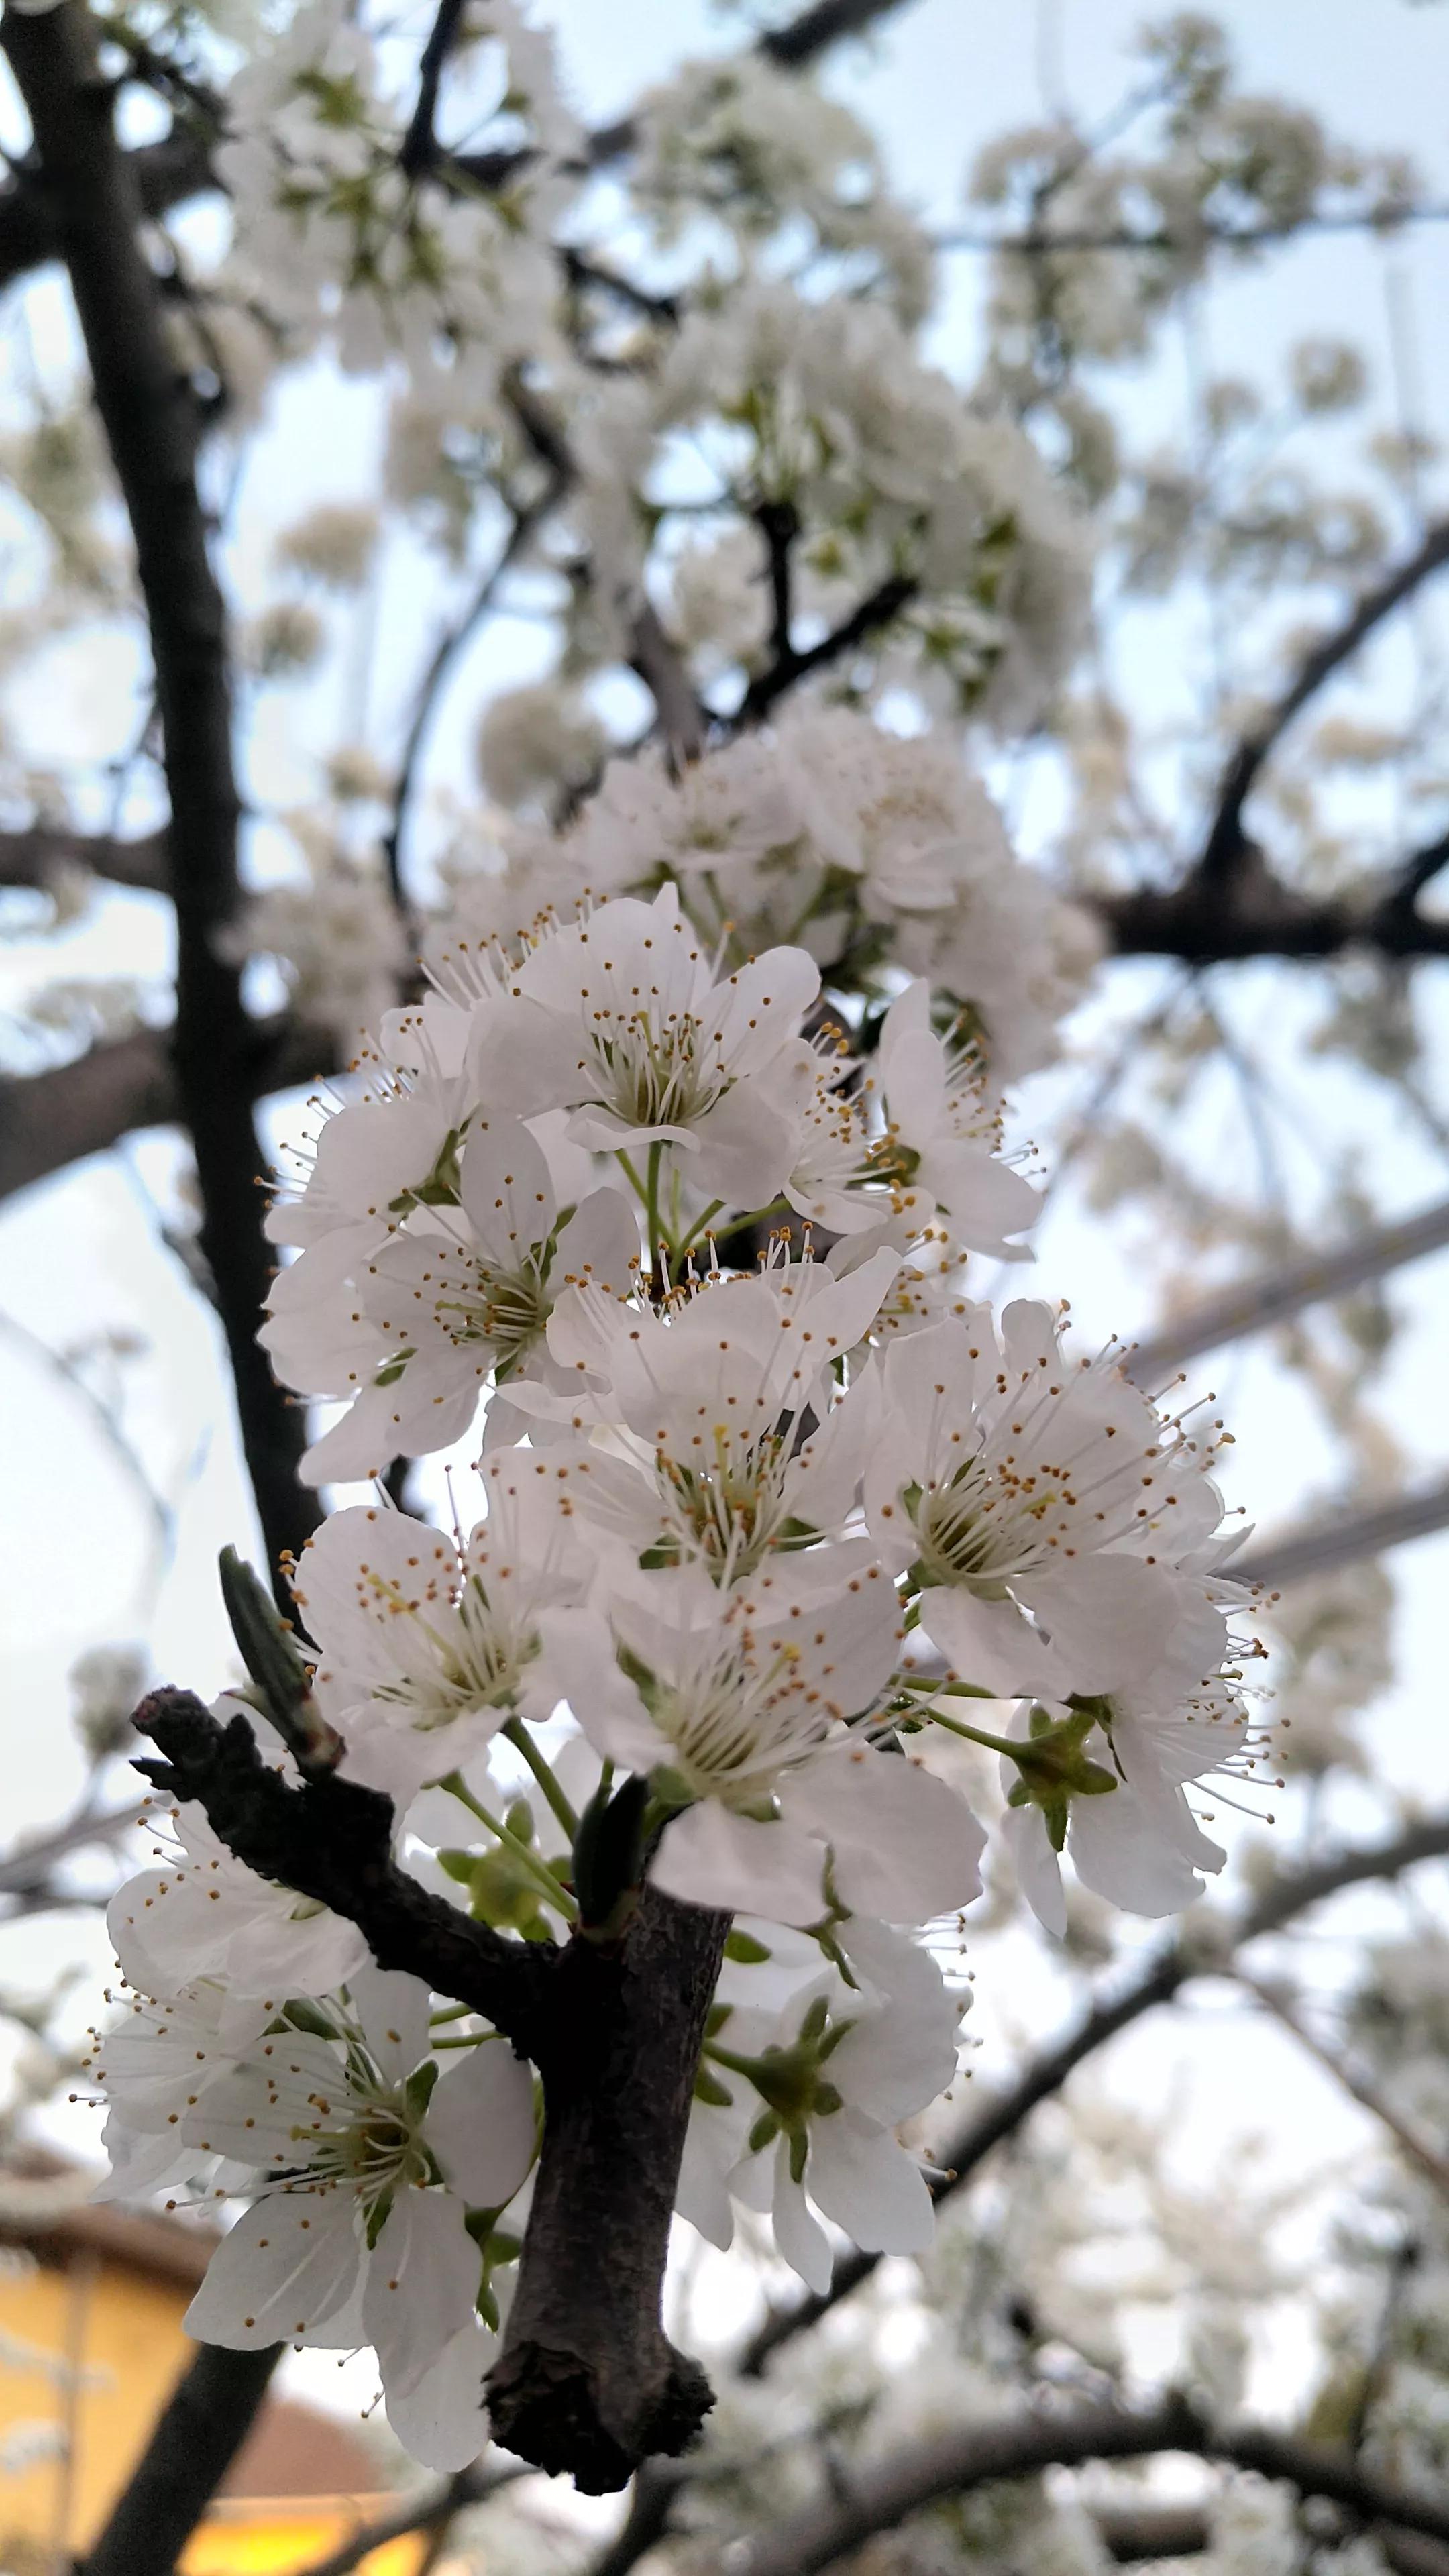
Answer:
[0,2244,195,2561]
[0,2248,423,2576]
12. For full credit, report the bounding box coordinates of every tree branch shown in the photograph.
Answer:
[1236,1970,1449,2196]
[1,0,319,1585]
[1195,519,1449,890]
[1234,1476,1449,1591]
[1124,1193,1449,1387]
[398,0,466,180]
[0,1014,335,1208]
[735,572,918,726]
[740,1811,1449,2375]
[80,2341,280,2576]
[717,2394,1449,2576]
[132,1686,556,2055]
[0,824,170,894]
[486,1886,730,2491]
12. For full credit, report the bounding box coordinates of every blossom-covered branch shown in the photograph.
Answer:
[718,2394,1449,2576]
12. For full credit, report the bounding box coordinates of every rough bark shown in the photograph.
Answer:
[487,1886,731,2492]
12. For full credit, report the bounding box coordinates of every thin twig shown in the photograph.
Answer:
[1236,1972,1449,2196]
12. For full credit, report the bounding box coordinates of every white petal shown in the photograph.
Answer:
[184,2196,361,2348]
[1069,1782,1221,1917]
[533,1607,663,1771]
[384,2320,494,2471]
[919,1588,1065,1699]
[806,2110,934,2255]
[779,1746,984,1922]
[365,2190,480,2397]
[999,1801,1068,1940]
[649,1803,826,1923]
[350,1968,431,2084]
[769,2142,833,2294]
[424,2043,536,2210]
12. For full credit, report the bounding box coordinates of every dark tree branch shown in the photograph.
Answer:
[0,1014,335,1209]
[486,1886,731,2491]
[757,0,916,66]
[0,824,170,894]
[132,1687,556,2055]
[720,2394,1449,2576]
[0,125,215,293]
[757,499,799,669]
[80,2341,280,2576]
[1,0,319,1586]
[740,1810,1449,2376]
[1196,519,1449,890]
[735,571,918,726]
[628,601,708,763]
[398,0,466,179]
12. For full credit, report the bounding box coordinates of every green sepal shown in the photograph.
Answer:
[364,2184,395,2252]
[694,2066,735,2108]
[724,1930,772,1965]
[748,2108,780,2155]
[704,2002,733,2039]
[280,1999,339,2039]
[437,1848,478,1884]
[403,2059,439,2123]
[217,1546,341,1775]
[787,2127,809,2186]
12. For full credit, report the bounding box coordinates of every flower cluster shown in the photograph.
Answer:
[97,761,1267,2469]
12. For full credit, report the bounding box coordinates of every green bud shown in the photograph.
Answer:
[218,1546,341,1775]
[504,1797,535,1845]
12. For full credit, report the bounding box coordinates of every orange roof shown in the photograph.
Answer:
[221,2401,388,2502]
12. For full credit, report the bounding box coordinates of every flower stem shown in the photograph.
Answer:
[921,1706,1028,1762]
[502,1719,579,1838]
[440,1769,579,1919]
